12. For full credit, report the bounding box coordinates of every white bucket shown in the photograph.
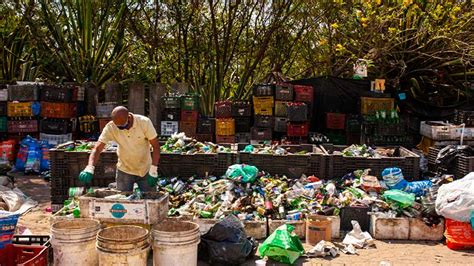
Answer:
[96,225,150,266]
[51,218,101,266]
[152,220,200,266]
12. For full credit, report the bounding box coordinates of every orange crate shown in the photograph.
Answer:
[360,97,394,115]
[253,96,274,116]
[41,102,77,118]
[179,121,197,137]
[99,118,112,131]
[216,118,235,136]
[7,102,33,117]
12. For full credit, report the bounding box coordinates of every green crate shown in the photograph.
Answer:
[0,117,6,132]
[180,94,200,111]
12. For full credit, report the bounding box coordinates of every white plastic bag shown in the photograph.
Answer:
[435,172,474,222]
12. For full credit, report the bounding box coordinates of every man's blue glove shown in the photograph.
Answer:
[79,165,94,184]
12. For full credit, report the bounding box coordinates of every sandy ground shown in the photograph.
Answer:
[13,175,474,266]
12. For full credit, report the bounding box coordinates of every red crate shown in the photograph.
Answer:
[215,135,235,144]
[8,120,38,133]
[326,113,346,129]
[287,122,309,137]
[215,101,232,118]
[0,244,48,266]
[41,102,77,119]
[179,121,197,137]
[180,110,198,122]
[294,85,313,102]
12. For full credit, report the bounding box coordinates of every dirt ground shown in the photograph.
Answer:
[13,175,474,266]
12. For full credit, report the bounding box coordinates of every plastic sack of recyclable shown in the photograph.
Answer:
[381,167,408,190]
[258,224,305,264]
[15,136,38,171]
[383,190,415,209]
[40,141,53,171]
[435,172,474,223]
[25,140,41,173]
[404,180,433,196]
[0,211,20,248]
[225,164,258,183]
[198,214,256,265]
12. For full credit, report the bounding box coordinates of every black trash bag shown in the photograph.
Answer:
[198,214,256,266]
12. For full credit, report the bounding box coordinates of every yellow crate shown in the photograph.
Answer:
[253,96,274,116]
[360,97,394,115]
[7,101,33,117]
[274,101,288,116]
[216,118,235,136]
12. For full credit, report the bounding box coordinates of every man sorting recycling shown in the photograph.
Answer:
[78,106,160,191]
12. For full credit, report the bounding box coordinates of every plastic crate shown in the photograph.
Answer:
[235,132,251,143]
[40,84,73,102]
[216,118,235,136]
[360,97,394,115]
[287,122,309,137]
[8,84,39,101]
[8,120,38,133]
[231,101,251,117]
[0,117,6,132]
[0,102,6,116]
[251,127,272,141]
[340,206,370,232]
[0,244,48,266]
[195,133,214,142]
[453,109,474,126]
[234,117,251,133]
[162,95,181,109]
[216,152,238,175]
[274,117,288,132]
[161,121,179,136]
[419,121,464,141]
[41,102,77,119]
[215,135,235,144]
[78,116,98,135]
[274,101,288,117]
[0,89,8,101]
[253,84,274,96]
[179,121,197,137]
[253,96,274,116]
[294,85,313,102]
[7,102,34,117]
[197,117,215,134]
[40,133,73,146]
[162,108,180,121]
[96,102,117,118]
[180,94,200,111]
[72,86,85,102]
[180,110,198,122]
[287,103,308,122]
[457,154,474,178]
[275,84,294,101]
[159,153,218,177]
[215,101,232,118]
[326,113,346,130]
[254,115,274,128]
[98,118,111,132]
[39,119,70,134]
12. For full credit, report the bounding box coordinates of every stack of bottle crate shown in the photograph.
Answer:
[274,84,293,137]
[6,84,40,141]
[95,102,117,133]
[252,84,274,143]
[160,93,181,137]
[232,100,252,143]
[0,85,8,136]
[39,84,80,145]
[286,85,313,143]
[215,100,235,143]
[179,93,200,138]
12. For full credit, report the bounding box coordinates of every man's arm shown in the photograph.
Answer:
[149,137,160,166]
[88,141,106,166]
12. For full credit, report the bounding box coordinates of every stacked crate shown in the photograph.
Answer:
[6,84,40,139]
[39,84,81,145]
[325,112,347,145]
[274,84,292,137]
[215,100,235,143]
[95,102,117,133]
[252,84,274,143]
[232,101,252,143]
[286,85,313,143]
[179,93,199,138]
[0,85,8,135]
[160,94,180,137]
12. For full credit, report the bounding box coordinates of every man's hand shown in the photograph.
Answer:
[79,165,95,184]
[146,165,158,187]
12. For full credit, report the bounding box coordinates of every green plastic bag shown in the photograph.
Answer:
[383,189,415,208]
[225,164,258,183]
[241,144,255,153]
[258,224,304,265]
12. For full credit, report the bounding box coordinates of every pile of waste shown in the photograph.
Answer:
[160,133,232,154]
[54,141,117,152]
[240,144,312,155]
[341,144,400,158]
